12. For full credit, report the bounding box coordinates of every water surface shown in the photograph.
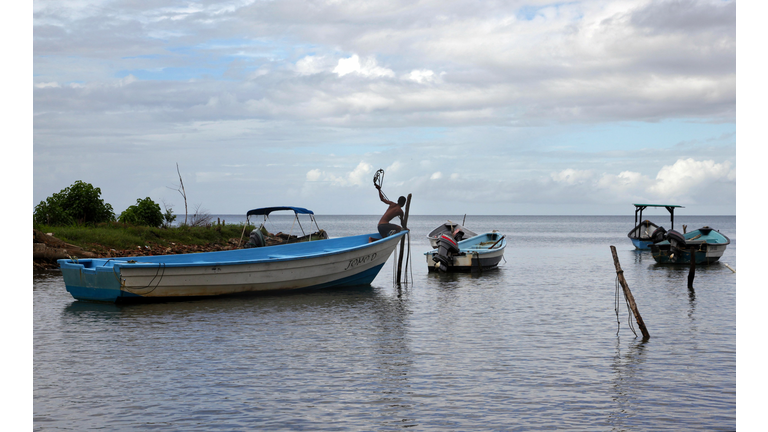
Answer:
[34,215,736,430]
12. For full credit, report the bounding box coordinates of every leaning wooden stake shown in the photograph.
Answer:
[396,193,413,285]
[610,246,650,340]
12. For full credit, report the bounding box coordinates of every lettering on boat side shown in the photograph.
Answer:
[345,253,377,271]
[211,267,221,273]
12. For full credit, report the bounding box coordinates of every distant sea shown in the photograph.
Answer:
[34,215,736,431]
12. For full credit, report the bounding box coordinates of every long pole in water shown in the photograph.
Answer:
[610,245,650,340]
[397,193,412,285]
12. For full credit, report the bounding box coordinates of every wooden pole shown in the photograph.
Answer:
[688,246,696,289]
[396,193,412,285]
[610,246,650,340]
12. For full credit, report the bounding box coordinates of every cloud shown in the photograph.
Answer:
[650,158,735,199]
[305,162,373,187]
[405,69,442,84]
[32,1,736,215]
[333,55,394,78]
[551,168,594,185]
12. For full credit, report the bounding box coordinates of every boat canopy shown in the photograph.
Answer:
[632,203,684,230]
[246,206,315,217]
[242,206,321,242]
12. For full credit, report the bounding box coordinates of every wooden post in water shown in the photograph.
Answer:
[396,193,412,285]
[610,246,650,340]
[688,246,696,289]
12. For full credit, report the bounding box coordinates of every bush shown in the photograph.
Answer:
[34,180,115,226]
[118,197,164,228]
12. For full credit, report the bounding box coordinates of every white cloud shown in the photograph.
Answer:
[405,69,441,84]
[296,55,329,76]
[333,55,395,78]
[430,172,442,180]
[650,158,735,199]
[35,82,60,88]
[304,162,372,187]
[306,169,322,181]
[551,168,594,185]
[348,161,373,185]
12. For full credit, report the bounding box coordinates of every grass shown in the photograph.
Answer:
[34,222,256,253]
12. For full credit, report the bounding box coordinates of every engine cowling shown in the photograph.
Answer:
[433,234,460,272]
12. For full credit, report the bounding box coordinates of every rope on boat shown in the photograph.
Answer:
[123,262,166,295]
[615,274,637,337]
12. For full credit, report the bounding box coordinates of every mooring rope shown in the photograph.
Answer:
[124,262,166,295]
[615,274,637,337]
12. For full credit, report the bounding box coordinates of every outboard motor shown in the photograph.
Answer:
[433,234,460,272]
[665,229,687,258]
[651,226,667,243]
[245,229,265,248]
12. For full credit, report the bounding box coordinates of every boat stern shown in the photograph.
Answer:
[58,258,137,302]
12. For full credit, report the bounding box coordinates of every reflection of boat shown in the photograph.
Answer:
[627,204,683,250]
[58,231,408,302]
[241,206,328,248]
[427,220,478,248]
[426,231,505,272]
[651,226,730,264]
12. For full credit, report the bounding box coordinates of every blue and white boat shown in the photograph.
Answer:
[650,226,730,265]
[627,204,684,250]
[426,231,506,272]
[59,231,408,302]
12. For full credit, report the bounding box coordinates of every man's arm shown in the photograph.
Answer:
[378,188,395,205]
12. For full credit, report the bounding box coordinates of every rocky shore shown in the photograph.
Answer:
[33,229,242,270]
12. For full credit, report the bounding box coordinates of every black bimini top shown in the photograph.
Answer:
[246,206,315,217]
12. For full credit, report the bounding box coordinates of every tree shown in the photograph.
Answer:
[34,180,115,226]
[118,197,164,228]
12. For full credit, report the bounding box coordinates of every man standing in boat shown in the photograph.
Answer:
[376,185,406,238]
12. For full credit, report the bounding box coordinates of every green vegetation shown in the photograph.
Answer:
[34,180,115,226]
[34,180,235,253]
[34,222,256,253]
[118,197,164,228]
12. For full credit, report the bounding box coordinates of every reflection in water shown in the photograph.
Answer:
[609,339,648,430]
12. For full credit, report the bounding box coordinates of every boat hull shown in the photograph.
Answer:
[59,232,407,302]
[627,220,659,250]
[650,227,730,265]
[425,232,505,272]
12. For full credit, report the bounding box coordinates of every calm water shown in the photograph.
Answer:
[34,215,736,431]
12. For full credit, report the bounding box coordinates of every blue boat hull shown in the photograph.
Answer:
[631,238,653,250]
[59,231,406,302]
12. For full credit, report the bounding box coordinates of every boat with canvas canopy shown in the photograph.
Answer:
[627,204,683,250]
[59,204,408,302]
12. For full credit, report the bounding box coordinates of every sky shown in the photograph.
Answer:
[30,0,741,216]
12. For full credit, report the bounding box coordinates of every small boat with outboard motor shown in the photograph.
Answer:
[426,231,506,272]
[426,219,478,248]
[627,204,684,250]
[650,226,730,264]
